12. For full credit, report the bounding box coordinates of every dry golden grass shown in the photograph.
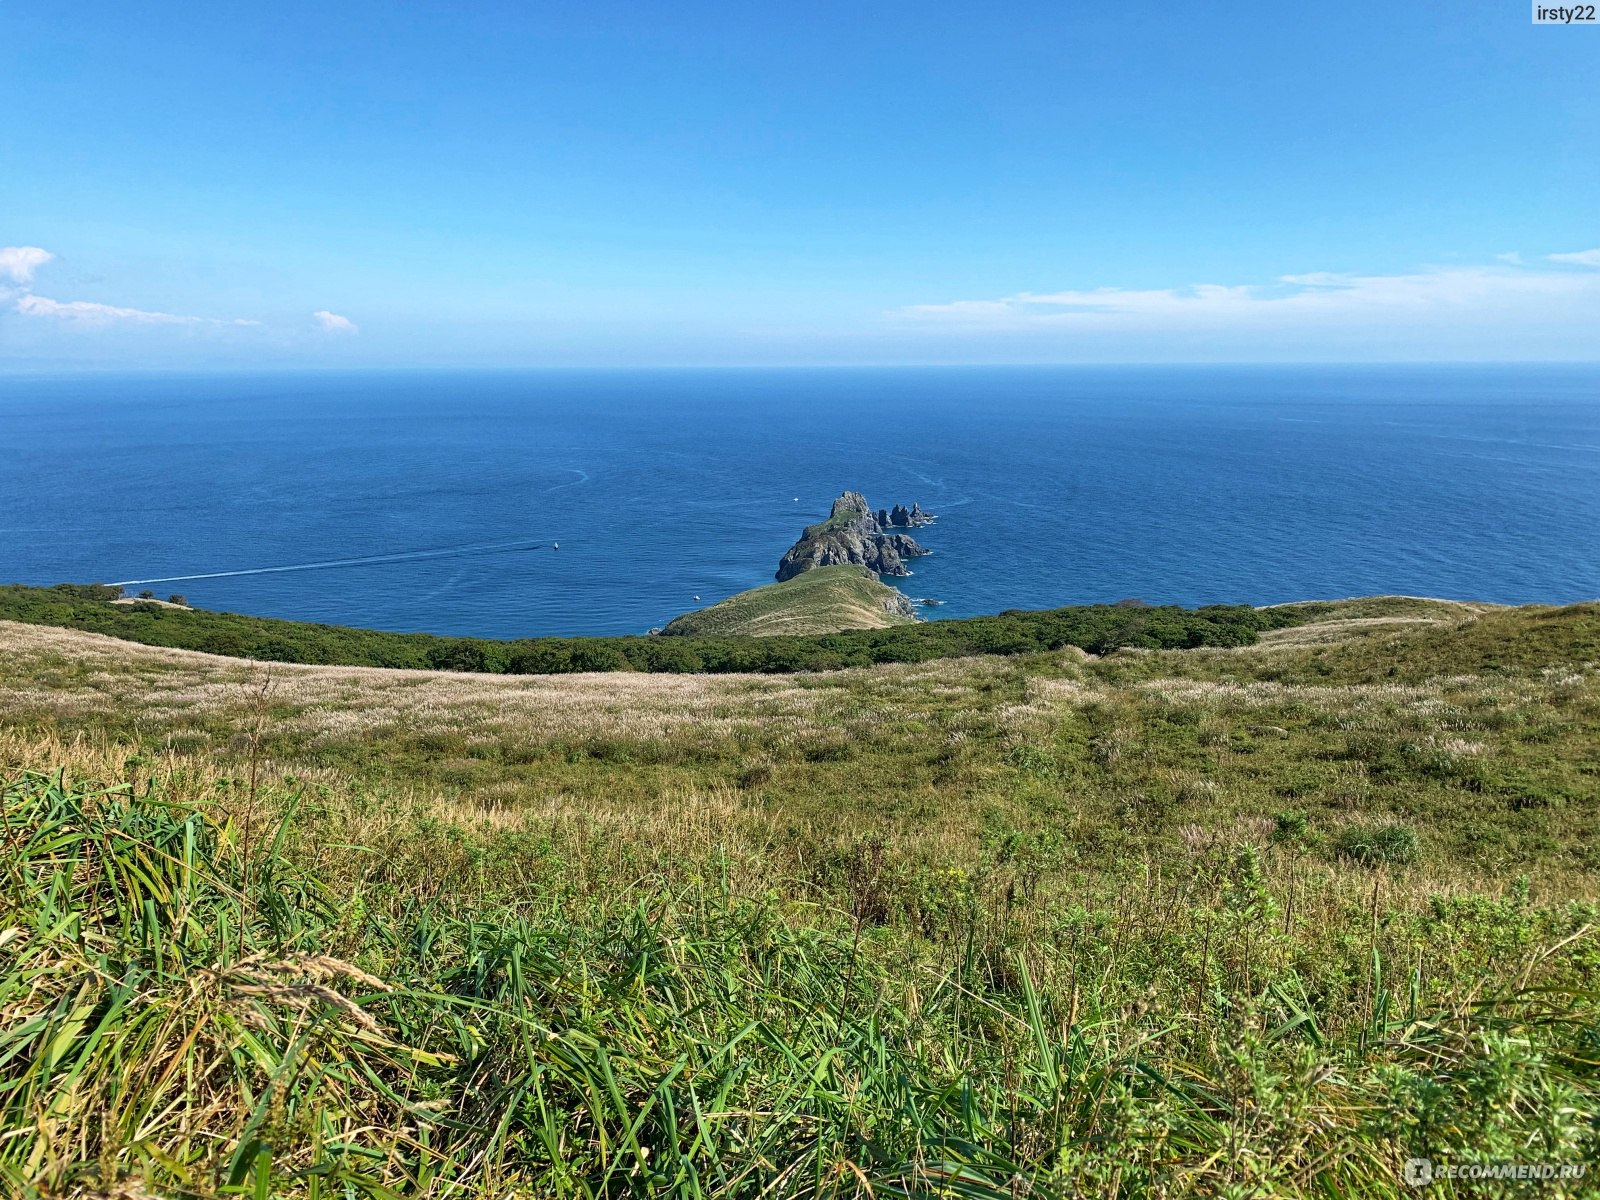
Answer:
[0,618,827,742]
[5,597,1598,907]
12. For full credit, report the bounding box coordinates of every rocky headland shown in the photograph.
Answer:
[775,491,936,582]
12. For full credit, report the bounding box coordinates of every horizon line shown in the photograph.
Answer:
[4,358,1600,377]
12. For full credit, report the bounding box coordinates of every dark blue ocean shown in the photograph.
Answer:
[2,366,1597,638]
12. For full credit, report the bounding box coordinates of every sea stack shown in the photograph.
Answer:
[775,490,936,582]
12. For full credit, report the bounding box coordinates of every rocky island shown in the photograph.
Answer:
[657,490,937,637]
[775,490,935,582]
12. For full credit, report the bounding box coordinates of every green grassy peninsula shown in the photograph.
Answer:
[660,564,917,636]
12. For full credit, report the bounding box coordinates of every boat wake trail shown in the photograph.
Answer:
[544,468,591,492]
[109,537,555,587]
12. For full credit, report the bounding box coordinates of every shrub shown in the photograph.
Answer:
[0,584,1303,677]
[428,639,494,672]
[1273,809,1310,842]
[49,582,124,601]
[1332,821,1420,866]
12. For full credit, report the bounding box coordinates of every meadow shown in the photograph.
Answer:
[4,596,1600,1197]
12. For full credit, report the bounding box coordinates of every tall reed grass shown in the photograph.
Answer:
[5,747,1598,1198]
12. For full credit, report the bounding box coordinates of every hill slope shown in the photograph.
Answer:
[5,596,1600,1197]
[660,564,917,636]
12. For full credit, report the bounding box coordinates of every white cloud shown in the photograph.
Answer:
[1548,248,1600,267]
[2,246,262,330]
[1496,251,1524,265]
[313,310,358,333]
[0,246,53,284]
[898,261,1600,336]
[15,294,259,326]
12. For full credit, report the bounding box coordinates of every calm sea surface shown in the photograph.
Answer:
[2,366,1597,638]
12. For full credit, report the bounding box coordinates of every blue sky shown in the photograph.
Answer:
[2,0,1597,367]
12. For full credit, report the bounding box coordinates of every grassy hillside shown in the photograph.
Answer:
[660,565,917,636]
[0,582,1299,673]
[4,597,1599,1197]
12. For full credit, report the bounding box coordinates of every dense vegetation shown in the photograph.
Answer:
[2,597,1599,1196]
[0,583,1302,674]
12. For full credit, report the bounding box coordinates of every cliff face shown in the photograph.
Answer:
[775,491,936,582]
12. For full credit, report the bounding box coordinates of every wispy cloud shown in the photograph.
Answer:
[0,246,53,285]
[1548,248,1600,267]
[15,294,260,326]
[313,310,358,333]
[3,245,263,332]
[898,260,1600,334]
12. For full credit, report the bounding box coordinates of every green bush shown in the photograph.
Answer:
[48,582,125,601]
[1273,809,1310,842]
[1332,821,1421,866]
